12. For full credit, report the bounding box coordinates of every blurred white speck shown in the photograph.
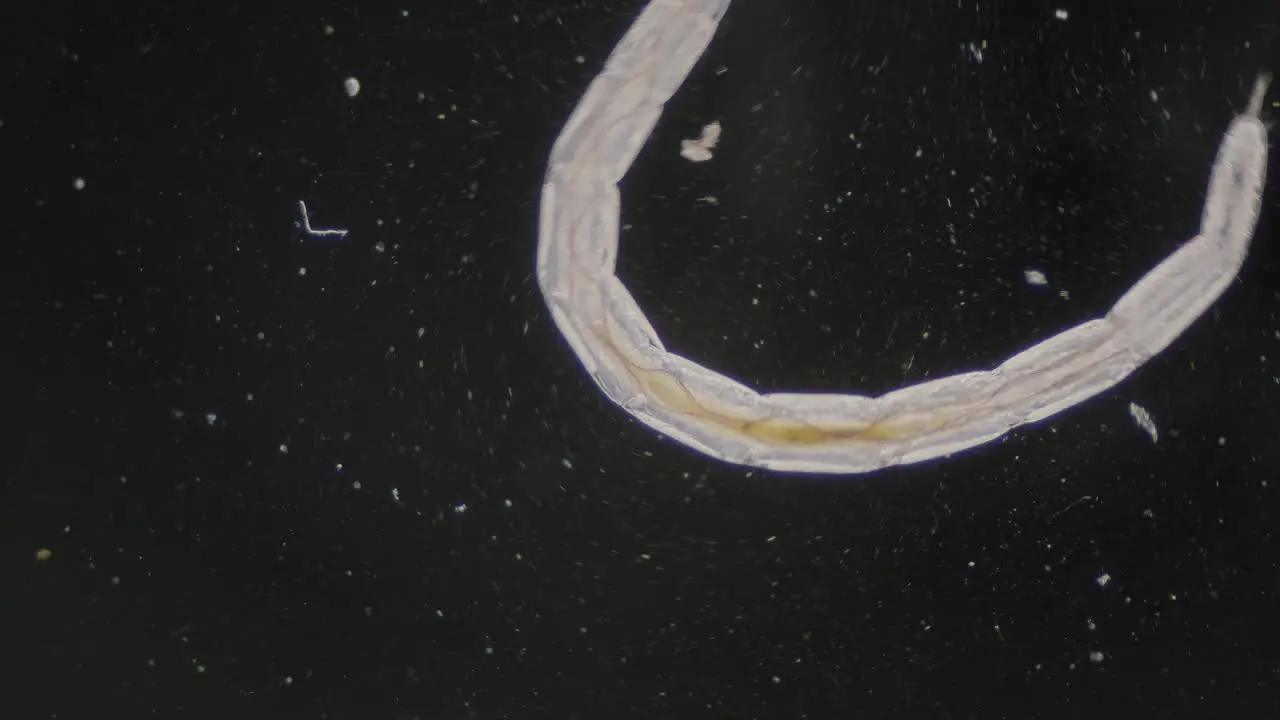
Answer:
[204,413,217,425]
[73,176,86,190]
[284,676,293,685]
[1089,650,1104,664]
[1149,89,1159,102]
[323,24,335,36]
[1054,9,1069,20]
[278,444,289,454]
[298,267,307,276]
[1128,403,1158,444]
[1095,572,1111,588]
[680,121,721,163]
[335,463,343,472]
[416,327,425,339]
[965,41,985,64]
[1024,269,1048,287]
[503,498,513,508]
[352,480,362,490]
[1217,436,1227,447]
[343,77,361,98]
[453,503,467,514]
[561,458,574,469]
[391,487,401,502]
[374,241,386,253]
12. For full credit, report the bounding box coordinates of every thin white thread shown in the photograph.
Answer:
[297,200,348,239]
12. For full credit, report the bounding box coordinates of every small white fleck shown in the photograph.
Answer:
[1024,269,1048,287]
[204,413,217,425]
[343,77,361,98]
[1054,9,1069,20]
[278,444,289,454]
[391,487,400,502]
[298,267,307,276]
[680,121,721,162]
[503,498,513,508]
[73,177,86,190]
[1095,572,1111,588]
[1128,403,1158,444]
[1089,650,1104,664]
[1217,436,1227,447]
[453,503,467,514]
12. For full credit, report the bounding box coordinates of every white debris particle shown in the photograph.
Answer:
[503,498,513,508]
[1054,9,1069,21]
[73,176,86,190]
[1128,402,1158,444]
[391,487,400,502]
[965,41,986,64]
[416,327,425,339]
[323,24,335,36]
[278,444,289,454]
[1095,572,1111,588]
[1024,269,1048,287]
[1217,436,1226,447]
[1089,650,1104,664]
[204,413,217,425]
[453,502,468,514]
[1149,89,1159,103]
[297,267,307,276]
[352,480,362,490]
[680,121,721,162]
[343,77,361,98]
[561,458,574,470]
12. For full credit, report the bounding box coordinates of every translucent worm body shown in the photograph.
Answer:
[537,0,1270,474]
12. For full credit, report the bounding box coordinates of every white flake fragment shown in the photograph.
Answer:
[1054,9,1069,21]
[1024,269,1048,287]
[344,77,361,98]
[680,121,721,162]
[1128,402,1158,444]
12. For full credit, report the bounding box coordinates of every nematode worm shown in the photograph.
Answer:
[537,0,1270,474]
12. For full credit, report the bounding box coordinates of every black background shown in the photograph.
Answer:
[5,0,1280,717]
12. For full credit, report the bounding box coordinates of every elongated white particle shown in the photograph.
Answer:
[1128,403,1158,444]
[536,0,1270,474]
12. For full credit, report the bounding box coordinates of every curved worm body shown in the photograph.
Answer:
[537,0,1270,474]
